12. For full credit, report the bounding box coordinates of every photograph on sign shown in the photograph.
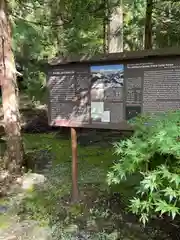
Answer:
[91,102,104,121]
[90,64,124,124]
[101,111,110,122]
[90,64,124,102]
[90,64,124,87]
[91,88,104,100]
[126,106,141,120]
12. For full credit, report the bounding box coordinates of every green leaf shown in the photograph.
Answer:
[129,198,142,214]
[169,174,180,188]
[139,213,149,226]
[163,187,178,202]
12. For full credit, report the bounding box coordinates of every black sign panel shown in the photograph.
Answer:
[47,56,180,130]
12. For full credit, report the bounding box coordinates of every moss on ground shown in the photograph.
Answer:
[0,215,11,229]
[23,133,116,166]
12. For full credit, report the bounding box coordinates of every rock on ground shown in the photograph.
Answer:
[0,173,50,240]
[19,173,47,190]
[22,109,53,133]
[0,220,52,240]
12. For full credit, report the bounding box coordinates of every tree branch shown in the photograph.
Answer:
[11,13,71,27]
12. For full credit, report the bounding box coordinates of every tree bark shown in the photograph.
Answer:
[103,0,109,53]
[108,0,123,53]
[0,0,23,174]
[144,0,153,49]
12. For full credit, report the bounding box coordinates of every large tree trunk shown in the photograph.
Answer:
[0,0,23,174]
[108,0,123,53]
[144,0,153,49]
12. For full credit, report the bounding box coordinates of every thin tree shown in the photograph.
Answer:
[144,0,153,49]
[103,0,109,53]
[0,0,23,174]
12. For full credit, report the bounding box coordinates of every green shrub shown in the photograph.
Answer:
[108,110,180,225]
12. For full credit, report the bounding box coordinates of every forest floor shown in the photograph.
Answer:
[0,94,172,239]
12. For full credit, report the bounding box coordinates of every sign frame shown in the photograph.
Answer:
[47,47,180,130]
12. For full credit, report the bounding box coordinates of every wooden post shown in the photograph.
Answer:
[71,127,78,201]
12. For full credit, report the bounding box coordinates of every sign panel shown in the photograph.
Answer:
[90,64,124,124]
[47,56,180,129]
[125,59,180,116]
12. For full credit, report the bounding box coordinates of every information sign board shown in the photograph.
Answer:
[47,49,180,129]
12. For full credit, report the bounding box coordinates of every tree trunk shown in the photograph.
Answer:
[108,0,123,53]
[103,0,109,53]
[144,0,153,49]
[0,0,23,174]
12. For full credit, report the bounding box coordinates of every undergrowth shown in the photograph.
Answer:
[18,133,122,239]
[1,130,171,239]
[108,110,180,225]
[17,132,167,239]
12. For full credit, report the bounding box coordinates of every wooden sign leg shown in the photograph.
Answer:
[71,127,79,202]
